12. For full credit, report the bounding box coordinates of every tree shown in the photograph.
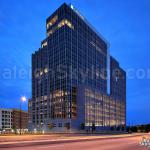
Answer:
[110,126,114,131]
[130,126,137,132]
[147,124,150,132]
[139,125,144,132]
[92,123,96,133]
[81,123,85,130]
[116,126,120,131]
[121,126,125,131]
[141,125,145,132]
[145,125,149,133]
[126,126,129,132]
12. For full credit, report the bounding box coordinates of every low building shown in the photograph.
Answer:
[0,108,28,133]
[0,108,13,131]
[12,109,28,132]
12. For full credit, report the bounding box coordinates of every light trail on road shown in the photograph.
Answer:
[0,134,149,150]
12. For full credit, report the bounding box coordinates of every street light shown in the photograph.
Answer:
[20,96,27,135]
[21,96,27,102]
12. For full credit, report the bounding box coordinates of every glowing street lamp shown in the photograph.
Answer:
[20,96,27,135]
[21,96,27,102]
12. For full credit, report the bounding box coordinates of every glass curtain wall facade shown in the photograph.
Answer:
[29,3,126,132]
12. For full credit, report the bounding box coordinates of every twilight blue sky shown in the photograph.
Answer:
[0,0,150,125]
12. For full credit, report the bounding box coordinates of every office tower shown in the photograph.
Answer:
[29,3,126,132]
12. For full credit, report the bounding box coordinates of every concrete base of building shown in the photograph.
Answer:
[28,124,126,134]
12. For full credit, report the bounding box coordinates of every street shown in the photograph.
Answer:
[0,134,149,150]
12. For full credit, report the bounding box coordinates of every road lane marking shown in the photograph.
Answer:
[36,144,65,149]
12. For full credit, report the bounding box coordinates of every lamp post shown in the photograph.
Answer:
[20,96,27,135]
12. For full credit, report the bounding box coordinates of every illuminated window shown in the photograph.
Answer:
[47,30,53,37]
[58,19,74,29]
[116,77,118,82]
[47,15,58,29]
[47,19,74,37]
[35,72,39,78]
[40,71,43,76]
[42,41,47,48]
[44,68,48,73]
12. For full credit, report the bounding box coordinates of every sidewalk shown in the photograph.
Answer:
[0,134,62,142]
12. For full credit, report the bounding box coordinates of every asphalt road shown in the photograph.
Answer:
[0,134,149,150]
